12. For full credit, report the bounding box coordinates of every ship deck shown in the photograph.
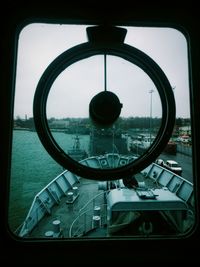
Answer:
[28,173,164,239]
[30,177,100,238]
[19,154,194,239]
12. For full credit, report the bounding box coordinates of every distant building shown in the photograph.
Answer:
[179,125,191,136]
[49,120,70,129]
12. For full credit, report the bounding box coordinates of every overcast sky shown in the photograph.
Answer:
[14,23,191,119]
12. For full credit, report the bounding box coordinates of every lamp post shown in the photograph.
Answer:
[172,86,176,139]
[149,89,154,144]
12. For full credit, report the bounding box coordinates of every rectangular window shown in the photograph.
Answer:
[10,22,195,240]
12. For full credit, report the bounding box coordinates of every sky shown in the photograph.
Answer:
[14,23,191,120]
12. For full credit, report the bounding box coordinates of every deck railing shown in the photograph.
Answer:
[69,191,108,237]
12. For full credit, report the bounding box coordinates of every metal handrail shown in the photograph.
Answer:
[79,190,107,214]
[69,203,107,237]
[69,190,108,237]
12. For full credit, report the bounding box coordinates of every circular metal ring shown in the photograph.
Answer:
[33,41,175,181]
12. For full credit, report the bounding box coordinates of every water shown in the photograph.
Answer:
[9,130,90,232]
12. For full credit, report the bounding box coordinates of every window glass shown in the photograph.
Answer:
[10,23,194,239]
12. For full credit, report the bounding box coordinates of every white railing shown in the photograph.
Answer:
[69,191,108,237]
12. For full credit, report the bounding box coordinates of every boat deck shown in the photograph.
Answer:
[18,154,195,239]
[27,173,164,239]
[30,177,100,238]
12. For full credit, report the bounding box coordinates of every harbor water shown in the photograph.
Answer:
[9,130,90,232]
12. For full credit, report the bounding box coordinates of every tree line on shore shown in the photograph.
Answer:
[14,116,190,134]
